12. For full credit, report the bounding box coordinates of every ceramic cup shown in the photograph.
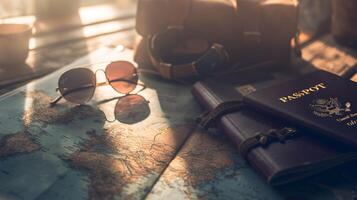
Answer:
[0,24,32,67]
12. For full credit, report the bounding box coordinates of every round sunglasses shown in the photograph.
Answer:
[50,60,146,106]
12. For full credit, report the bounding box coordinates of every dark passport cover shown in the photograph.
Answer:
[244,70,357,147]
[192,69,357,185]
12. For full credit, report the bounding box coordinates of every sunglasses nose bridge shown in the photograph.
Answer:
[95,68,106,77]
[95,68,109,85]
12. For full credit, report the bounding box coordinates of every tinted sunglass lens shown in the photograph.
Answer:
[114,94,150,124]
[58,68,96,104]
[106,61,138,94]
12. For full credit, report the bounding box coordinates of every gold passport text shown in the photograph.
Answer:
[279,83,327,103]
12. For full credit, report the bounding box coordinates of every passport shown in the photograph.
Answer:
[192,67,357,185]
[244,70,357,147]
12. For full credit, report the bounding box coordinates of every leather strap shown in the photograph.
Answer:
[239,127,298,158]
[147,0,231,80]
[196,100,298,158]
[197,100,245,129]
[148,38,229,79]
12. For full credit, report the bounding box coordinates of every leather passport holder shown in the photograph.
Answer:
[192,69,357,185]
[244,70,357,147]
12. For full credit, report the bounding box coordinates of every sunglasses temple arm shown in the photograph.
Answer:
[96,81,109,87]
[96,82,146,106]
[135,82,146,94]
[50,85,94,107]
[50,96,62,107]
[96,96,123,105]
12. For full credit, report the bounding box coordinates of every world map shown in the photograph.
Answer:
[1,48,357,200]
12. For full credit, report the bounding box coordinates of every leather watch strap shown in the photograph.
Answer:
[148,40,229,79]
[147,0,192,79]
[147,0,230,80]
[171,62,198,78]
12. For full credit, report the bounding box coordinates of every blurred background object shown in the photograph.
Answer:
[0,0,355,90]
[34,0,81,19]
[0,24,32,66]
[0,0,33,19]
[298,0,331,35]
[0,0,136,93]
[0,0,134,19]
[332,0,357,48]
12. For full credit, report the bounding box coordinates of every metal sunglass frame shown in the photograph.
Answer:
[50,63,146,107]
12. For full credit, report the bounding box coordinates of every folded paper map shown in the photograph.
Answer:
[1,48,357,200]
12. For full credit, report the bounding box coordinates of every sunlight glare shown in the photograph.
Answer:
[1,15,36,25]
[79,4,117,25]
[23,82,34,127]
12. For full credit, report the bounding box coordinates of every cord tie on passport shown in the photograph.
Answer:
[239,127,298,158]
[196,101,298,158]
[196,100,245,129]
